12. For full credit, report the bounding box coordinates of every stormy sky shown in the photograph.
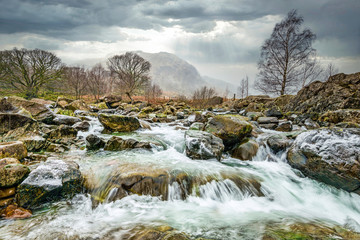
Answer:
[0,0,359,88]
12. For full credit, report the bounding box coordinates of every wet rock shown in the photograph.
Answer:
[246,112,264,121]
[46,143,69,153]
[21,135,48,152]
[56,97,74,108]
[287,128,360,194]
[0,141,27,160]
[99,113,141,132]
[185,130,224,161]
[48,125,77,140]
[65,99,90,111]
[275,121,292,132]
[231,139,259,161]
[16,159,83,209]
[104,136,151,151]
[0,197,14,208]
[0,113,36,135]
[129,227,191,240]
[176,111,185,119]
[6,96,54,123]
[187,112,204,123]
[266,134,293,153]
[139,119,151,130]
[259,123,278,130]
[53,114,81,126]
[265,108,283,118]
[0,187,16,199]
[0,204,32,219]
[257,117,279,124]
[0,158,30,188]
[72,121,90,131]
[205,114,252,149]
[86,134,106,151]
[189,122,204,130]
[304,118,320,129]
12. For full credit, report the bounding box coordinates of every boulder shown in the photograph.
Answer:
[53,114,81,126]
[246,112,264,121]
[319,109,360,124]
[285,72,360,114]
[265,108,283,118]
[189,122,204,131]
[16,159,83,209]
[65,99,90,111]
[0,204,32,219]
[6,96,54,123]
[287,128,360,194]
[205,115,252,149]
[0,158,30,188]
[72,121,90,131]
[104,136,151,151]
[187,112,204,123]
[0,97,17,112]
[0,141,27,160]
[231,139,259,161]
[99,113,141,132]
[56,97,74,108]
[48,125,77,140]
[0,113,36,134]
[266,134,293,153]
[275,121,293,132]
[0,187,16,199]
[304,118,320,130]
[185,130,224,161]
[257,117,279,124]
[21,134,48,152]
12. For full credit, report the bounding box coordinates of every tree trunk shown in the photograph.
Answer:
[126,92,134,104]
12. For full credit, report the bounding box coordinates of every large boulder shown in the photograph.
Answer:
[185,130,224,161]
[0,141,27,160]
[285,72,360,114]
[287,128,360,194]
[53,114,81,126]
[0,97,17,112]
[48,125,77,140]
[86,134,105,150]
[231,139,259,161]
[65,99,90,111]
[104,136,151,151]
[6,96,54,123]
[20,134,48,152]
[205,115,252,149]
[99,113,141,132]
[101,95,122,109]
[0,113,36,135]
[0,158,30,188]
[16,159,83,209]
[55,97,74,108]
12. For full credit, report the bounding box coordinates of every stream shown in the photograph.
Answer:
[1,118,360,239]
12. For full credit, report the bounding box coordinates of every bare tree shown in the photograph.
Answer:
[0,48,63,98]
[324,62,339,81]
[255,10,316,95]
[193,86,216,100]
[87,63,107,102]
[300,54,324,87]
[237,76,249,99]
[107,52,151,103]
[63,66,88,99]
[145,81,163,100]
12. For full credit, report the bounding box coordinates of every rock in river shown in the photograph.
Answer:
[287,128,360,194]
[0,158,30,188]
[185,130,224,161]
[99,113,141,132]
[16,159,83,209]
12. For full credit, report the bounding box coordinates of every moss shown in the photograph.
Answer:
[57,109,75,117]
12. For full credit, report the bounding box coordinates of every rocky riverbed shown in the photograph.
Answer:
[0,73,360,239]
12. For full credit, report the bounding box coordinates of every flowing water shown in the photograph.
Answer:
[1,119,360,239]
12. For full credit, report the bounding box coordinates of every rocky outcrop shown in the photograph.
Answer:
[319,109,360,124]
[185,130,224,161]
[5,96,54,123]
[53,114,81,126]
[0,113,36,135]
[205,115,252,149]
[16,159,83,209]
[99,113,141,132]
[285,72,360,114]
[0,141,27,160]
[0,158,30,188]
[104,136,152,151]
[287,128,360,194]
[65,99,90,111]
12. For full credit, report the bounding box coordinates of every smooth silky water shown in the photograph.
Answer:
[1,119,360,239]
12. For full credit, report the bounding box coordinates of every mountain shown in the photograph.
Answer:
[202,76,237,97]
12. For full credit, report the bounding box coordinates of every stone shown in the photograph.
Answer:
[86,134,106,151]
[257,117,279,124]
[0,141,27,160]
[205,114,252,149]
[259,123,278,130]
[101,95,122,109]
[0,204,32,219]
[104,136,151,151]
[99,113,141,132]
[275,121,292,132]
[189,122,204,131]
[285,72,360,114]
[266,134,293,153]
[246,112,264,121]
[72,121,90,131]
[0,97,17,112]
[0,113,36,134]
[176,111,185,119]
[185,130,224,161]
[65,99,90,111]
[0,159,30,187]
[21,135,48,152]
[56,97,74,108]
[139,120,151,130]
[319,109,360,124]
[303,118,320,130]
[265,108,283,118]
[231,139,259,161]
[0,197,14,208]
[16,159,83,209]
[6,96,54,123]
[287,128,360,194]
[53,114,81,126]
[187,112,204,123]
[0,187,16,199]
[48,125,77,140]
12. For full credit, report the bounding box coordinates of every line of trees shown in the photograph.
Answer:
[0,49,163,101]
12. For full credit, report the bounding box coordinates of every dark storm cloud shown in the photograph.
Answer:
[0,0,359,59]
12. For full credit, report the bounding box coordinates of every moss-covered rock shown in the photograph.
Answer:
[104,136,152,151]
[99,113,141,132]
[65,99,90,111]
[0,141,27,160]
[231,139,259,161]
[0,158,30,188]
[0,113,37,135]
[205,114,252,149]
